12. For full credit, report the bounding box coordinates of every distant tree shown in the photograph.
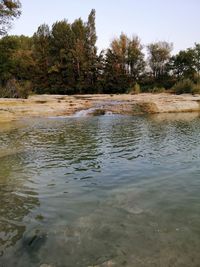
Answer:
[0,0,21,35]
[12,35,35,81]
[193,43,200,81]
[169,49,196,80]
[0,35,34,98]
[111,33,129,74]
[127,36,145,80]
[32,10,99,94]
[32,24,51,92]
[147,41,173,79]
[84,9,98,91]
[48,20,74,93]
[71,18,88,92]
[103,33,145,92]
[103,48,129,93]
[0,35,18,85]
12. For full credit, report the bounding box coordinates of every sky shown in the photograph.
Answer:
[10,0,200,54]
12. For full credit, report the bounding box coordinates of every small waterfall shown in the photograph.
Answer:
[73,108,97,117]
[105,111,113,116]
[73,108,114,117]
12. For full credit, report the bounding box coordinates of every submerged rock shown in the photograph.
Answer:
[88,259,116,267]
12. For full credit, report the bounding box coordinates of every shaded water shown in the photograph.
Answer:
[1,113,200,266]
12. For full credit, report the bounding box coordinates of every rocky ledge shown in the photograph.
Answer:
[0,93,200,122]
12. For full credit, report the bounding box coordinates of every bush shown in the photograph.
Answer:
[172,79,195,94]
[129,83,141,94]
[0,79,32,98]
[192,83,200,94]
[151,87,166,93]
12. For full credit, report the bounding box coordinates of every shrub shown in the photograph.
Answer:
[192,83,200,94]
[172,79,195,94]
[129,83,141,94]
[151,87,166,93]
[0,79,32,99]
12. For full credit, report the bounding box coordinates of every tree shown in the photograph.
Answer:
[127,36,145,80]
[12,35,35,81]
[147,41,173,79]
[49,20,75,93]
[84,9,98,91]
[103,48,129,93]
[103,33,145,93]
[71,18,87,91]
[169,49,196,80]
[0,0,21,35]
[0,35,19,85]
[0,35,34,98]
[111,33,129,74]
[32,24,51,92]
[193,43,200,81]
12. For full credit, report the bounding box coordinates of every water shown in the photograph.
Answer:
[0,113,200,266]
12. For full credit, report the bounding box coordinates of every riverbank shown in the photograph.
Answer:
[0,93,200,122]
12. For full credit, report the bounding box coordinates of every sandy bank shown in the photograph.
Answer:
[0,93,200,122]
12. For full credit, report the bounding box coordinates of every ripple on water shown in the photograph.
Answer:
[1,114,200,266]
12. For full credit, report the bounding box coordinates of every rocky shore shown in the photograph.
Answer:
[0,93,200,122]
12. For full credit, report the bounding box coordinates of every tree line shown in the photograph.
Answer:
[1,7,200,97]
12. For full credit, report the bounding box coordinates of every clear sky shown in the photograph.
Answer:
[10,0,200,54]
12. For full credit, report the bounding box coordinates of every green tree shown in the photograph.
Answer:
[0,35,18,85]
[103,48,129,93]
[103,33,145,93]
[0,0,21,35]
[12,35,35,81]
[71,18,87,92]
[84,9,98,92]
[111,33,129,74]
[169,49,195,80]
[147,41,173,79]
[49,20,75,93]
[0,35,34,97]
[32,24,50,93]
[127,36,145,80]
[193,43,200,82]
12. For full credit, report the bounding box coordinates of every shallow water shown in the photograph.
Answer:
[1,113,200,266]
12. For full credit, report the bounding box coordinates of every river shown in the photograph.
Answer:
[0,113,200,266]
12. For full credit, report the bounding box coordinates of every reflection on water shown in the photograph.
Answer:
[0,114,200,266]
[0,128,40,257]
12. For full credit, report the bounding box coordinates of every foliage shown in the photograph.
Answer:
[151,87,166,93]
[172,79,195,94]
[147,41,173,79]
[0,78,31,98]
[1,8,200,96]
[192,84,200,94]
[0,0,21,35]
[102,33,145,93]
[129,83,141,94]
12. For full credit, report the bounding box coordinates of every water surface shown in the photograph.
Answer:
[1,113,200,266]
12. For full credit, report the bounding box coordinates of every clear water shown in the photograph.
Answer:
[1,113,200,267]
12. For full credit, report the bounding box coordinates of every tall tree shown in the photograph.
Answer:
[0,0,21,35]
[49,20,75,93]
[32,24,51,92]
[147,41,173,79]
[169,49,196,80]
[71,18,87,91]
[111,33,129,74]
[103,48,129,93]
[193,43,200,81]
[0,35,18,85]
[84,9,98,91]
[103,33,145,92]
[127,36,145,80]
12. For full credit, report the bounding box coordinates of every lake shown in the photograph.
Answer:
[0,113,200,267]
